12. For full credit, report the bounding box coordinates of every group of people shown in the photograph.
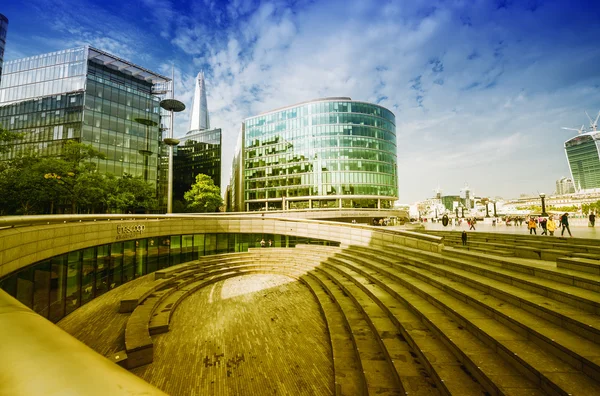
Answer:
[527,213,572,237]
[259,239,273,247]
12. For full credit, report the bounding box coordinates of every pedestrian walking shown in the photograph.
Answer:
[260,238,266,247]
[528,217,537,235]
[590,212,596,227]
[461,231,467,246]
[560,213,572,237]
[547,216,556,236]
[268,239,272,247]
[540,217,548,235]
[469,219,476,230]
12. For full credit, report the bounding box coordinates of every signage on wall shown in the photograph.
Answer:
[116,224,146,240]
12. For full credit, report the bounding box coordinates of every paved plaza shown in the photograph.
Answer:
[58,273,334,396]
[417,221,600,239]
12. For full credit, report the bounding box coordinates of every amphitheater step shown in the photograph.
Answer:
[339,246,600,396]
[310,269,406,395]
[301,273,367,396]
[327,254,545,395]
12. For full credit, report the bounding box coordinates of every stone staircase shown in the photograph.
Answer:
[113,237,600,395]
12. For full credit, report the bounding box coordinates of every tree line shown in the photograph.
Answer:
[0,126,222,215]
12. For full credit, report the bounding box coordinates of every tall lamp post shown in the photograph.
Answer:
[539,193,548,217]
[160,69,185,214]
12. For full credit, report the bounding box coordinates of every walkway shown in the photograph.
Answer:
[418,221,600,239]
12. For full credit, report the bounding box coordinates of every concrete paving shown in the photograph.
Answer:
[416,221,600,239]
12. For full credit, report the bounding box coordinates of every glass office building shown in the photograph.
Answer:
[0,13,8,84]
[231,97,398,211]
[0,46,169,193]
[173,128,222,202]
[565,132,600,192]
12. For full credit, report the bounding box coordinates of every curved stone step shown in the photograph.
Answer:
[302,273,368,396]
[321,262,490,396]
[339,248,600,396]
[326,255,544,396]
[310,269,406,395]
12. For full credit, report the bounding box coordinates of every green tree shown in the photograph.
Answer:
[0,124,22,154]
[184,174,223,213]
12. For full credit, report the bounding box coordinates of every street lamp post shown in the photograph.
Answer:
[160,69,185,214]
[540,193,548,217]
[493,201,497,217]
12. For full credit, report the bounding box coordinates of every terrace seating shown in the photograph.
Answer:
[112,236,600,395]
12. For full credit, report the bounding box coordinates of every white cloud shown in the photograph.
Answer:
[10,0,600,202]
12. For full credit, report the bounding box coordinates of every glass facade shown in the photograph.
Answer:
[0,233,338,323]
[0,13,8,85]
[0,46,168,194]
[235,98,398,211]
[565,132,600,192]
[173,128,222,201]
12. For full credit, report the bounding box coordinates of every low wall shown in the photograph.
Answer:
[0,289,166,396]
[0,215,442,278]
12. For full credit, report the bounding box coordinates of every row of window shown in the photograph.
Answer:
[85,79,159,111]
[2,47,87,75]
[87,62,155,97]
[245,184,398,200]
[244,101,395,127]
[0,233,338,323]
[245,149,397,168]
[245,114,395,141]
[245,160,396,175]
[0,92,83,117]
[0,76,86,104]
[246,172,396,189]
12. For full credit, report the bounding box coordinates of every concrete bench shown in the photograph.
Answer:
[557,257,600,275]
[119,278,174,313]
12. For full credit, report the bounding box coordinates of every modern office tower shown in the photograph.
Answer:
[173,128,222,202]
[0,46,170,194]
[0,14,8,84]
[564,131,600,192]
[230,97,398,212]
[188,71,210,131]
[555,177,575,195]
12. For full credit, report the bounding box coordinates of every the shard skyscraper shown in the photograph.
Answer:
[188,71,210,131]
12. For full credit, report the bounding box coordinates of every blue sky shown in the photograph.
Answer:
[3,0,600,202]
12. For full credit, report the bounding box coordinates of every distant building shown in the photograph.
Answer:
[173,128,222,202]
[0,14,8,84]
[0,46,170,199]
[172,71,222,203]
[564,132,600,192]
[229,97,398,212]
[555,177,575,195]
[440,195,460,211]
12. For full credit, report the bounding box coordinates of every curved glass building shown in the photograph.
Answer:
[232,97,398,211]
[565,131,600,192]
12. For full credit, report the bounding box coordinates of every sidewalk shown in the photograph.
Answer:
[419,221,600,239]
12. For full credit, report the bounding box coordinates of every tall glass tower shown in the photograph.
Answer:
[565,132,600,192]
[0,46,170,194]
[188,71,210,131]
[0,13,8,84]
[231,97,398,211]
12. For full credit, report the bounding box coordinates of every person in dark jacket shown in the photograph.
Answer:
[560,213,572,237]
[461,231,467,246]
